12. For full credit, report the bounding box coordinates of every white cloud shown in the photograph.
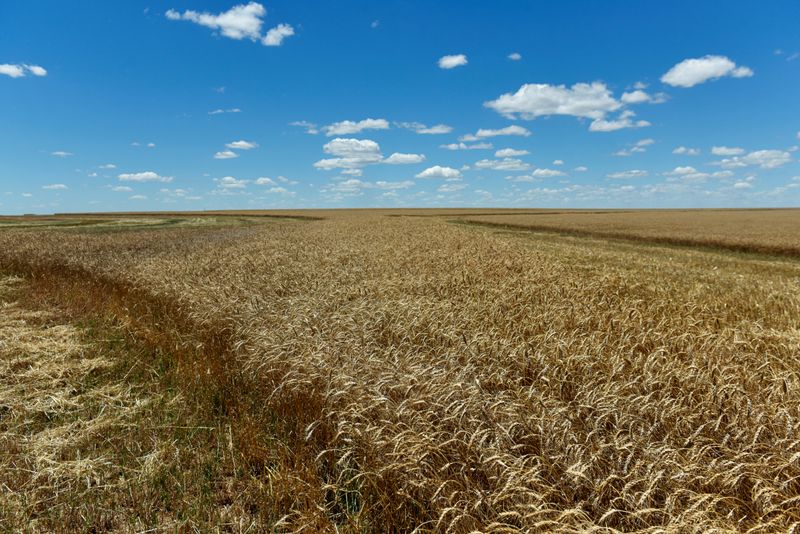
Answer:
[0,64,47,78]
[209,108,241,115]
[112,186,133,192]
[607,169,648,179]
[262,23,294,46]
[0,64,25,78]
[665,166,700,176]
[613,138,654,156]
[226,140,258,150]
[440,142,493,150]
[733,180,753,189]
[371,20,380,29]
[323,118,389,136]
[215,176,248,188]
[460,125,531,141]
[621,89,668,105]
[495,148,529,157]
[438,54,468,69]
[255,177,276,185]
[715,149,792,169]
[118,171,173,183]
[214,150,239,159]
[50,151,73,157]
[552,159,564,166]
[590,110,650,132]
[530,168,567,178]
[711,146,745,156]
[314,138,383,169]
[673,146,700,156]
[437,182,467,193]
[661,55,753,88]
[129,195,147,200]
[323,178,414,196]
[290,121,319,134]
[147,142,156,148]
[486,82,622,121]
[99,163,117,169]
[42,184,67,190]
[374,180,414,190]
[574,166,588,172]
[416,165,461,179]
[475,158,531,171]
[396,122,453,134]
[508,52,522,61]
[384,152,426,164]
[166,3,293,47]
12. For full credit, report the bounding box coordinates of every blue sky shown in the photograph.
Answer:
[2,1,799,213]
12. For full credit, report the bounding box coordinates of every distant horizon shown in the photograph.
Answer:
[2,1,799,214]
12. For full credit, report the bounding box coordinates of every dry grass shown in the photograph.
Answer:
[454,208,800,256]
[1,211,800,532]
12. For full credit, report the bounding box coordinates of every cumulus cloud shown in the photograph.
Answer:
[50,151,73,157]
[589,110,650,132]
[214,150,239,159]
[0,64,47,78]
[323,118,389,136]
[262,23,294,46]
[215,176,248,188]
[661,55,753,88]
[486,82,622,121]
[607,169,648,179]
[111,186,133,192]
[314,138,383,170]
[474,158,531,171]
[495,148,529,157]
[621,89,667,105]
[440,142,493,151]
[460,125,531,141]
[384,152,426,164]
[166,2,293,47]
[416,165,461,179]
[438,54,468,69]
[42,184,67,190]
[226,140,258,150]
[118,171,173,183]
[714,149,792,169]
[673,146,700,156]
[613,138,654,156]
[290,121,319,134]
[508,52,522,61]
[396,122,453,134]
[711,146,745,156]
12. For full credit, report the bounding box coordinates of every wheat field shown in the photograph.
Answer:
[1,210,799,532]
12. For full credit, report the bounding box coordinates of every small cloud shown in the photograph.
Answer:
[661,55,753,88]
[460,125,531,141]
[396,122,453,135]
[118,171,173,183]
[384,152,426,164]
[508,52,522,61]
[0,63,47,78]
[673,146,700,156]
[416,165,461,179]
[711,146,745,156]
[214,150,239,159]
[574,166,588,172]
[99,163,117,169]
[147,142,156,148]
[589,110,650,132]
[607,169,648,179]
[213,86,226,93]
[51,151,73,157]
[323,118,389,136]
[262,23,295,46]
[290,120,319,134]
[255,177,276,185]
[209,108,241,115]
[112,185,133,192]
[371,20,380,28]
[440,142,493,150]
[495,148,529,158]
[438,54,468,69]
[129,195,147,200]
[226,140,258,150]
[42,184,68,190]
[437,182,467,193]
[214,176,249,189]
[552,159,564,166]
[475,158,531,171]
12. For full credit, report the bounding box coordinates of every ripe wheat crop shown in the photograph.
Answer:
[1,210,799,532]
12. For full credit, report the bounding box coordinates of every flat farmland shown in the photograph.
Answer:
[455,208,800,256]
[1,210,799,532]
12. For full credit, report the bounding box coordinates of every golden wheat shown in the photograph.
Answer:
[1,210,799,532]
